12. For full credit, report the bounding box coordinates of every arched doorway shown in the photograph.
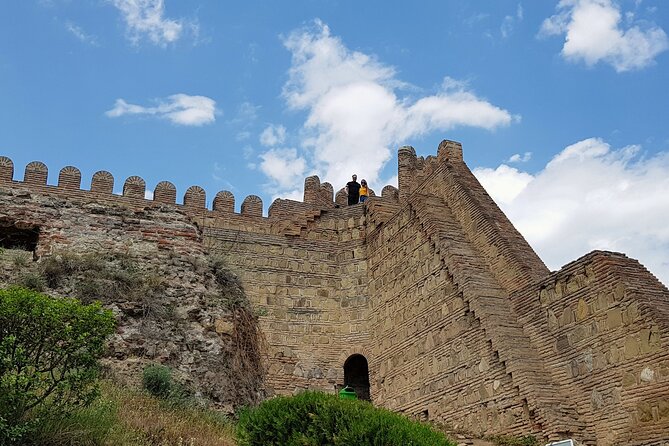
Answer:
[344,354,370,401]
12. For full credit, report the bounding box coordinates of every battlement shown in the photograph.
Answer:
[0,155,402,222]
[0,140,464,220]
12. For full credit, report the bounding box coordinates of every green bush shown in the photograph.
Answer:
[142,364,173,399]
[142,364,192,407]
[0,287,116,445]
[237,391,454,446]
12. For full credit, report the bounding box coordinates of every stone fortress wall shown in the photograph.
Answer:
[1,139,668,445]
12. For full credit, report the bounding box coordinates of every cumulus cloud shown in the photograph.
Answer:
[508,152,532,163]
[259,148,307,190]
[260,124,287,147]
[540,0,668,71]
[474,137,669,285]
[271,20,515,195]
[111,0,191,46]
[105,94,217,126]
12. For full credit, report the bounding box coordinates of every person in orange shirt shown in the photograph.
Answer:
[359,179,369,203]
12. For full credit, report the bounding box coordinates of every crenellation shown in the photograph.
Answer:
[320,182,334,205]
[241,195,263,217]
[1,141,667,445]
[437,139,463,162]
[24,160,48,185]
[91,170,114,194]
[213,190,235,213]
[154,181,177,204]
[184,185,206,209]
[0,156,14,182]
[303,175,321,204]
[123,175,145,199]
[381,185,399,202]
[335,188,347,206]
[58,166,82,190]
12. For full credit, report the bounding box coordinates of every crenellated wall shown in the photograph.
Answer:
[2,139,669,445]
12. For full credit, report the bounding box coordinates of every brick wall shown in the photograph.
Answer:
[3,139,669,444]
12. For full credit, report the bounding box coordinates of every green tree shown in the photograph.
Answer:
[0,287,116,443]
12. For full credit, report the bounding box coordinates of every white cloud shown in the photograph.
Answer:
[540,0,668,71]
[260,124,287,147]
[474,164,533,205]
[274,20,515,195]
[105,94,217,126]
[259,148,307,190]
[66,22,99,46]
[111,0,188,46]
[508,152,532,163]
[474,137,669,286]
[501,3,524,38]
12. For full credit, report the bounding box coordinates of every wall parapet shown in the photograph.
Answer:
[0,155,397,227]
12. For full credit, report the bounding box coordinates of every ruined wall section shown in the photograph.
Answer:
[365,204,533,436]
[511,251,669,446]
[203,204,371,396]
[0,179,260,410]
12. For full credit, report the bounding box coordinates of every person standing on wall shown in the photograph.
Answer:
[346,174,360,206]
[359,179,369,203]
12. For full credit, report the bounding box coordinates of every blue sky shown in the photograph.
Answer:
[1,0,669,284]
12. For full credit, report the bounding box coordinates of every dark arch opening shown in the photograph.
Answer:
[0,220,39,252]
[344,354,370,401]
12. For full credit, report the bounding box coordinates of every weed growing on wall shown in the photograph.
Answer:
[210,255,266,405]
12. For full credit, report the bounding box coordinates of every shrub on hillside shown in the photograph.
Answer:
[236,391,454,446]
[0,287,116,445]
[142,364,174,399]
[142,364,192,407]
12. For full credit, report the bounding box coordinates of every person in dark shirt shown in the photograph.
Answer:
[346,174,361,206]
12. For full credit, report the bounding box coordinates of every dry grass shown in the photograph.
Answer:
[102,381,237,446]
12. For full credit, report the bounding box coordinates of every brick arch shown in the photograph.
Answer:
[123,175,145,199]
[91,171,114,194]
[154,181,176,204]
[0,156,14,182]
[184,185,206,209]
[241,195,262,217]
[58,166,81,190]
[213,190,235,213]
[24,161,48,185]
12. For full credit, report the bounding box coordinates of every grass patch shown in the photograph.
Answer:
[18,271,46,291]
[11,251,31,267]
[28,380,236,446]
[108,381,235,446]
